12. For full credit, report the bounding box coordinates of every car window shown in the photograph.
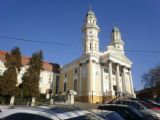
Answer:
[98,106,116,111]
[117,108,142,120]
[98,106,106,110]
[4,113,53,120]
[130,102,144,110]
[122,101,130,105]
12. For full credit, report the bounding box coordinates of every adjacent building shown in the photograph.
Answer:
[0,50,59,94]
[59,9,135,103]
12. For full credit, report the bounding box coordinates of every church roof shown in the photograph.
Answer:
[86,9,95,18]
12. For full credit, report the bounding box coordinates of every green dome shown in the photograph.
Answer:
[86,10,95,17]
[112,27,120,32]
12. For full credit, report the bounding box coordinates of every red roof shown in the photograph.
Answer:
[0,50,59,72]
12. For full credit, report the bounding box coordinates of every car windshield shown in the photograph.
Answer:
[130,107,145,118]
[105,112,124,120]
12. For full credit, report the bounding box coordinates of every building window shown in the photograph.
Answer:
[56,76,59,94]
[90,43,91,50]
[48,73,52,84]
[48,78,52,84]
[75,69,77,74]
[74,79,77,91]
[64,82,67,92]
[120,73,122,77]
[104,69,108,73]
[65,73,67,78]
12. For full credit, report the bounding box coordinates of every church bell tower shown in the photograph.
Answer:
[82,8,100,54]
[111,27,124,54]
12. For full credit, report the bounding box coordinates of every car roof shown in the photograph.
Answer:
[89,109,112,114]
[99,104,129,108]
[55,110,93,119]
[0,107,59,120]
[0,105,100,120]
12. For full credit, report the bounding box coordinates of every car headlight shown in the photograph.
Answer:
[155,113,160,118]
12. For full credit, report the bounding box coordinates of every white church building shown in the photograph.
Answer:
[59,9,135,103]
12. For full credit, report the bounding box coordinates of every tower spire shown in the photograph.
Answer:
[82,8,100,54]
[113,21,116,28]
[89,4,92,11]
[110,26,124,54]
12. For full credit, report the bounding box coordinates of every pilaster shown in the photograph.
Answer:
[116,64,120,94]
[122,67,126,94]
[108,60,113,95]
[129,69,134,95]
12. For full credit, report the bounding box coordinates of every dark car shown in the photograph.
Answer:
[143,99,160,107]
[90,109,124,120]
[114,100,160,119]
[98,104,155,120]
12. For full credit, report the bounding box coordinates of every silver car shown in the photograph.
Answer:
[0,105,104,120]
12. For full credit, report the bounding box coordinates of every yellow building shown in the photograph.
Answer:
[59,9,135,103]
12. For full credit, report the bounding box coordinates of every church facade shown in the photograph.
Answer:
[59,9,135,103]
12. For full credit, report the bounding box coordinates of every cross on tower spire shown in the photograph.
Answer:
[89,5,92,11]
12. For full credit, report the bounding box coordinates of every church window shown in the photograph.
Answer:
[74,79,78,91]
[90,43,91,50]
[120,73,122,77]
[104,69,108,73]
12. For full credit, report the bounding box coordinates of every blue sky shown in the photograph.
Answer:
[0,0,160,91]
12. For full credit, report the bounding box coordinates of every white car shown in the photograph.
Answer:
[0,105,104,120]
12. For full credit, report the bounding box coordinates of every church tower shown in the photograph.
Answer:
[111,27,124,54]
[82,8,100,54]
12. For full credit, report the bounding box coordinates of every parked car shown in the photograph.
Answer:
[0,105,104,120]
[139,101,160,112]
[98,104,156,120]
[143,99,160,107]
[114,100,160,119]
[90,109,124,120]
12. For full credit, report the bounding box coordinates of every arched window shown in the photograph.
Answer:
[74,79,77,91]
[90,43,91,50]
[64,82,67,92]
